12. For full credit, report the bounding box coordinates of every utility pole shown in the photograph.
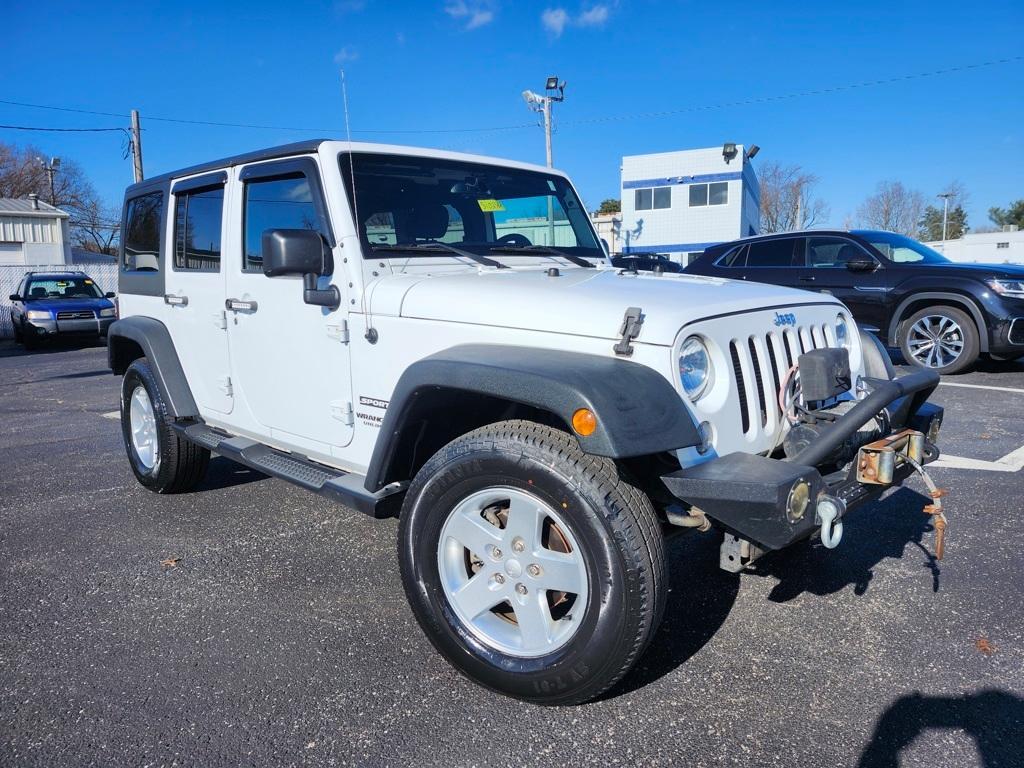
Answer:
[795,188,803,231]
[130,109,144,182]
[38,157,60,205]
[523,77,565,245]
[937,192,953,241]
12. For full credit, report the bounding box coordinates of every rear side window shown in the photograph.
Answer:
[243,175,321,272]
[174,186,224,270]
[747,239,798,267]
[123,192,164,272]
[716,245,748,267]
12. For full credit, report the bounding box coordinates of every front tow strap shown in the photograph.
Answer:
[904,455,949,560]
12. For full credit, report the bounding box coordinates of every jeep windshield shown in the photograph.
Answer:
[339,152,604,267]
[24,277,104,299]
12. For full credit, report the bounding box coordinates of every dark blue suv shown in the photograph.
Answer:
[8,271,117,349]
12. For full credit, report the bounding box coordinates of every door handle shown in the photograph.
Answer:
[225,298,258,313]
[164,293,188,306]
[799,276,816,282]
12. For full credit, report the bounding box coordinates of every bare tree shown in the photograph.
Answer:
[71,198,121,255]
[856,181,925,236]
[757,162,829,233]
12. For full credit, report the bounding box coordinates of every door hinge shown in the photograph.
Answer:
[213,311,227,330]
[330,400,354,425]
[326,320,350,344]
[218,376,233,397]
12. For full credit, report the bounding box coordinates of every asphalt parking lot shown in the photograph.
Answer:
[1,340,1022,767]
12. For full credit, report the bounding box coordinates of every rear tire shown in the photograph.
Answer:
[899,306,979,375]
[120,358,209,493]
[398,420,666,705]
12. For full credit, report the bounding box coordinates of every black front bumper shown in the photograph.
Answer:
[661,369,943,551]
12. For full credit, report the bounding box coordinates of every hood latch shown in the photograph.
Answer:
[614,306,644,357]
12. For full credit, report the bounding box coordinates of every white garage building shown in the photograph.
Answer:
[619,144,760,264]
[0,195,73,265]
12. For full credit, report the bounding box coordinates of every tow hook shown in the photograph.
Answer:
[904,455,949,560]
[815,495,845,549]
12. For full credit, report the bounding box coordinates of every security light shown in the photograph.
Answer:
[51,157,61,168]
[546,76,560,90]
[722,143,738,163]
[746,145,760,159]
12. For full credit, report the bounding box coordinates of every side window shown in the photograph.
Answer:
[634,187,670,211]
[747,239,798,268]
[123,192,164,272]
[652,187,671,209]
[717,244,748,267]
[807,237,869,268]
[174,186,224,270]
[243,174,322,272]
[635,188,653,211]
[690,182,729,207]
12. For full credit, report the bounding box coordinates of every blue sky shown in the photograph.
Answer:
[3,0,1021,228]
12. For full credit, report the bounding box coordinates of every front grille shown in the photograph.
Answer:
[729,323,835,437]
[1010,318,1024,345]
[56,310,94,320]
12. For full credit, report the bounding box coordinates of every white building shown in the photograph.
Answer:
[619,144,760,264]
[926,229,1024,265]
[0,195,72,265]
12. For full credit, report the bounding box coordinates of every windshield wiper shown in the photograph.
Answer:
[371,242,507,269]
[488,244,595,268]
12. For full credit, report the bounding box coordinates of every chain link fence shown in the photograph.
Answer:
[0,263,119,338]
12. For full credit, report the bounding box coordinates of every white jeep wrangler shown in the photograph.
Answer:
[108,140,945,704]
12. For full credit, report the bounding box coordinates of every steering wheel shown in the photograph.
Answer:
[495,233,532,247]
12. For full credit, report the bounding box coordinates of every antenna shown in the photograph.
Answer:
[340,67,361,241]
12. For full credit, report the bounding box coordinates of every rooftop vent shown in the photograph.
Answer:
[28,193,39,210]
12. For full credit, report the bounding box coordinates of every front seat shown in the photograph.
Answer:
[834,244,861,266]
[401,204,450,243]
[30,287,47,299]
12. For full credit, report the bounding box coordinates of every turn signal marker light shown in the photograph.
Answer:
[572,408,598,436]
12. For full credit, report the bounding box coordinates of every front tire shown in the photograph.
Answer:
[398,420,666,705]
[120,358,209,493]
[899,306,979,375]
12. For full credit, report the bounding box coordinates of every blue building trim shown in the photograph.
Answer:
[623,241,722,254]
[623,172,742,190]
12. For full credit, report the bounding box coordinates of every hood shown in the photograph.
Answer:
[25,297,114,314]
[911,262,1024,278]
[373,267,843,346]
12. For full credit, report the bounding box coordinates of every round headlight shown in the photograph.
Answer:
[679,336,712,401]
[836,314,852,350]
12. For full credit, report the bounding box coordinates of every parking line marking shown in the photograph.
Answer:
[938,382,1024,395]
[931,443,1024,472]
[102,410,120,420]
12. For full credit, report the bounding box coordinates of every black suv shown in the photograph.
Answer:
[685,229,1024,374]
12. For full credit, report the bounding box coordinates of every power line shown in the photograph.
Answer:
[0,124,127,133]
[0,55,1019,136]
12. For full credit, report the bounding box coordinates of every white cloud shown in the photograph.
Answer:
[542,4,611,37]
[541,8,570,36]
[444,0,495,30]
[578,4,609,26]
[334,46,359,63]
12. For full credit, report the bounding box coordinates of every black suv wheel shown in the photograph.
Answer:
[398,420,666,705]
[899,306,979,375]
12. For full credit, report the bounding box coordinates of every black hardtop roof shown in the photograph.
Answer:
[125,139,330,196]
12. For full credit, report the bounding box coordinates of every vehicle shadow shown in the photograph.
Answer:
[749,487,940,602]
[857,689,1024,768]
[195,456,267,492]
[603,529,741,699]
[0,337,105,358]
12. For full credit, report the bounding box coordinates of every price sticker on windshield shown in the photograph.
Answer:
[477,199,505,212]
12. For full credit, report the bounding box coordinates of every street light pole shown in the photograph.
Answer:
[523,77,565,246]
[937,192,954,242]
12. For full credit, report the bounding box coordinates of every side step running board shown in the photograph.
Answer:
[170,421,400,518]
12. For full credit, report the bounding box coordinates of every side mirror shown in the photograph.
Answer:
[261,228,340,310]
[8,294,20,302]
[845,258,877,272]
[600,238,610,256]
[105,291,116,298]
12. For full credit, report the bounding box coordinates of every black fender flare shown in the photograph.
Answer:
[364,344,702,492]
[107,316,199,418]
[887,291,988,352]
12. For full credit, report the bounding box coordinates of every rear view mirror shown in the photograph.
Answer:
[261,228,340,310]
[262,229,327,277]
[845,258,877,272]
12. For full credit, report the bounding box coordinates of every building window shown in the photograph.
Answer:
[997,242,1009,249]
[123,192,163,272]
[174,186,224,270]
[634,186,671,211]
[689,181,729,207]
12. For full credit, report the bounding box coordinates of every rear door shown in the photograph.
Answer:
[798,235,890,332]
[223,157,353,456]
[742,237,803,287]
[163,172,233,414]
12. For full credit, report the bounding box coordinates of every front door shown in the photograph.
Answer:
[163,172,233,414]
[224,157,353,457]
[798,235,891,332]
